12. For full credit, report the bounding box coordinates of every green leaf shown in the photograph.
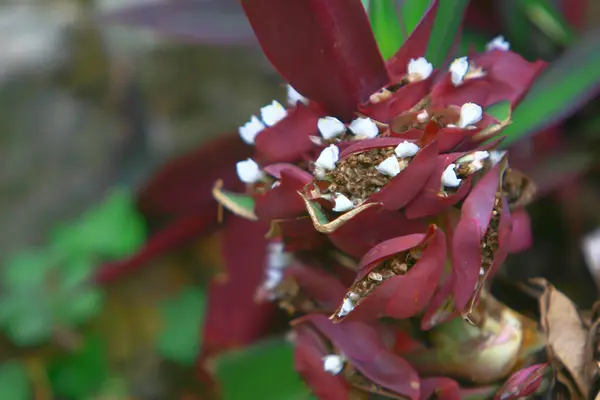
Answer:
[47,333,108,399]
[458,30,489,55]
[3,295,53,346]
[369,0,405,59]
[500,28,600,147]
[157,287,206,366]
[212,180,257,220]
[50,187,145,260]
[519,0,574,46]
[57,289,103,325]
[0,361,31,400]
[215,339,310,400]
[401,0,431,37]
[485,101,512,123]
[425,0,470,67]
[2,250,54,292]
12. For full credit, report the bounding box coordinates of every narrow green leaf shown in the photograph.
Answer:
[500,28,600,147]
[157,287,206,366]
[215,339,310,400]
[458,30,489,55]
[520,0,574,46]
[401,0,431,36]
[485,101,512,123]
[369,0,405,59]
[426,0,470,67]
[0,361,31,400]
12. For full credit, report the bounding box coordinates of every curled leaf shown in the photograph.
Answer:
[494,363,548,400]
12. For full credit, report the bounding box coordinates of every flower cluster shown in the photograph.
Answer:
[130,1,550,398]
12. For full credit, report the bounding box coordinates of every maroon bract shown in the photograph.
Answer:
[494,363,548,400]
[331,226,446,322]
[293,314,421,399]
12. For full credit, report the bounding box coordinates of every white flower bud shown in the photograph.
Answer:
[332,193,354,212]
[286,85,309,106]
[322,354,345,375]
[260,100,287,127]
[239,115,266,145]
[315,144,340,171]
[489,150,507,166]
[337,297,355,317]
[267,242,292,270]
[450,57,469,86]
[376,156,402,177]
[486,35,510,52]
[442,164,462,187]
[407,57,433,81]
[394,141,420,158]
[236,158,264,184]
[457,103,483,128]
[457,151,489,164]
[348,117,379,138]
[318,117,346,139]
[416,110,429,123]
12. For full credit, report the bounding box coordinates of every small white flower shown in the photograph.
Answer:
[318,116,347,139]
[348,117,379,138]
[489,150,507,165]
[333,193,354,212]
[261,100,287,127]
[457,103,483,128]
[407,57,433,81]
[263,268,283,290]
[457,151,489,164]
[394,141,420,158]
[337,297,355,317]
[236,158,264,184]
[486,35,510,52]
[322,354,345,375]
[286,85,309,106]
[376,156,402,177]
[441,164,462,187]
[267,242,292,270]
[238,115,266,145]
[315,144,340,171]
[450,56,469,86]
[416,110,429,123]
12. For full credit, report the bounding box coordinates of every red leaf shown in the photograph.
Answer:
[419,377,460,400]
[339,137,412,160]
[461,162,503,232]
[254,104,323,164]
[94,213,215,285]
[358,78,433,123]
[286,263,348,312]
[330,205,427,259]
[255,164,312,221]
[294,324,351,400]
[202,217,276,355]
[137,133,250,219]
[451,217,482,310]
[430,77,493,108]
[405,153,473,219]
[494,363,548,400]
[370,140,439,210]
[508,208,533,254]
[386,0,441,81]
[298,314,421,399]
[276,217,328,252]
[241,0,388,119]
[472,50,547,107]
[420,274,458,330]
[344,228,446,321]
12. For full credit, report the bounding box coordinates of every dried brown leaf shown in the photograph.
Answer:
[535,278,590,398]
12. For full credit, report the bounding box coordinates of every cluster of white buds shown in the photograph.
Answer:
[239,100,287,144]
[322,354,346,375]
[442,151,490,188]
[486,35,510,52]
[238,84,310,145]
[449,56,486,86]
[374,141,420,178]
[317,116,379,140]
[261,241,293,293]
